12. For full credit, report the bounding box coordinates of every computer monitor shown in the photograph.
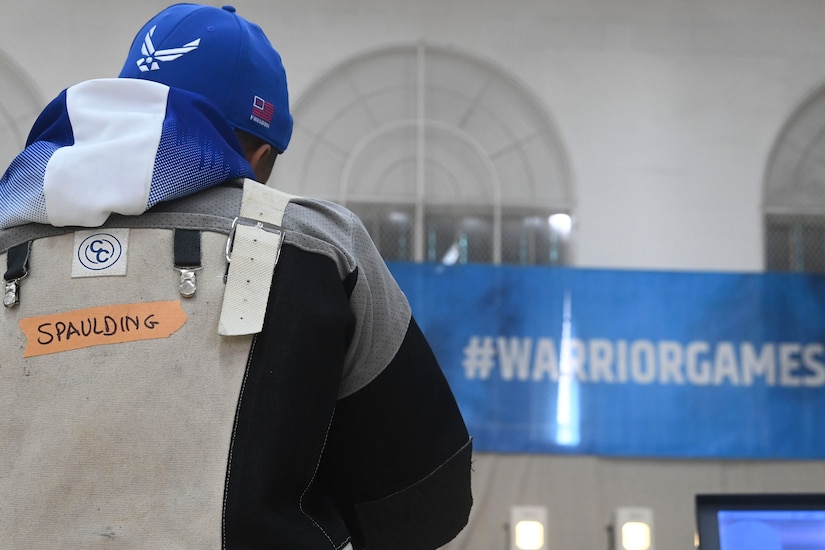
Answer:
[695,493,825,550]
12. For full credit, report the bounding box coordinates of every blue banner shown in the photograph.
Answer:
[388,263,825,459]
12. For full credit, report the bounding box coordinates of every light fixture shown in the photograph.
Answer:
[510,505,547,550]
[612,507,653,550]
[387,211,409,224]
[440,242,460,265]
[548,213,572,237]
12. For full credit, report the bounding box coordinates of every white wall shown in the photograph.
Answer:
[6,0,825,273]
[3,1,825,549]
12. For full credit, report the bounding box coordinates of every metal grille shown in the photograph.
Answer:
[501,214,570,266]
[349,202,570,265]
[350,203,415,263]
[763,81,825,273]
[765,214,825,273]
[276,43,574,265]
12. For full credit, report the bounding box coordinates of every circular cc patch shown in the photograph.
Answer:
[72,229,129,277]
[78,233,123,270]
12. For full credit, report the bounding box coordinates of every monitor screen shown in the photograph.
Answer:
[696,494,825,550]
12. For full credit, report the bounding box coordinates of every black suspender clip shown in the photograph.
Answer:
[3,241,32,308]
[173,229,203,298]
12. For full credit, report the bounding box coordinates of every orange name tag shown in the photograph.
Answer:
[19,300,187,357]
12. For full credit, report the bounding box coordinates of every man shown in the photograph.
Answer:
[0,4,472,549]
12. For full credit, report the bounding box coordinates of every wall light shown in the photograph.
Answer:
[612,507,654,550]
[548,213,572,237]
[510,505,548,550]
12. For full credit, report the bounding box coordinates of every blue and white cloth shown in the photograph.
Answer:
[0,78,255,229]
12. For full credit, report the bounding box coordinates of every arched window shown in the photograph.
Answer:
[274,43,574,265]
[0,50,44,172]
[764,84,825,272]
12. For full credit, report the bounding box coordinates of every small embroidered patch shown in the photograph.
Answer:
[72,229,129,277]
[18,300,187,357]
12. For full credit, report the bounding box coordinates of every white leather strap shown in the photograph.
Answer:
[218,180,297,336]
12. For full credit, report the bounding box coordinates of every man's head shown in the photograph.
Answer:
[119,3,292,181]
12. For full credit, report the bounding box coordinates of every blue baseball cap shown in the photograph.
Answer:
[119,4,292,153]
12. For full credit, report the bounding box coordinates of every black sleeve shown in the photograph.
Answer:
[319,316,473,550]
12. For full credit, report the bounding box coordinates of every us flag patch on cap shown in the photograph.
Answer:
[251,96,274,124]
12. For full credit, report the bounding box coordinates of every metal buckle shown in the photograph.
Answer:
[225,216,284,263]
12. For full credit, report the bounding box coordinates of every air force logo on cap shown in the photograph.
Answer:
[72,229,129,278]
[136,25,201,72]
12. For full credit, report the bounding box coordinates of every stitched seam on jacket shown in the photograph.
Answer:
[221,334,257,550]
[298,407,351,549]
